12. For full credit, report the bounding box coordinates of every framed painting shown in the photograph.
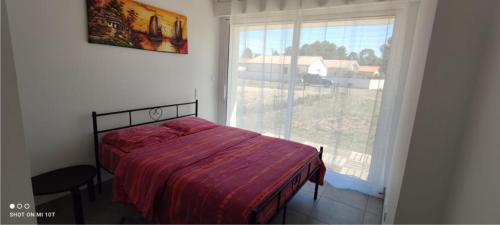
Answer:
[87,0,188,54]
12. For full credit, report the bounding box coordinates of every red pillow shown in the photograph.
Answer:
[161,117,218,135]
[102,125,182,152]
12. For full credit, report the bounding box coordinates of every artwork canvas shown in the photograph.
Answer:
[87,0,188,54]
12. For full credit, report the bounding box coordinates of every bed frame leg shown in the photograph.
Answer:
[314,175,320,200]
[92,111,103,194]
[250,209,257,224]
[314,147,324,200]
[96,165,102,194]
[282,205,287,224]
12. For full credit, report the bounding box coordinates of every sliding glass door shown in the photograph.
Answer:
[227,22,295,138]
[227,11,399,197]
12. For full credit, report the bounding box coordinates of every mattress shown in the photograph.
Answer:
[107,125,325,224]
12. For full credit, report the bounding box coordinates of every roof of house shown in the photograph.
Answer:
[358,66,380,74]
[240,56,377,74]
[241,56,323,65]
[323,60,359,69]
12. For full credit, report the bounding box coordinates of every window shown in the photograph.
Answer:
[227,3,412,197]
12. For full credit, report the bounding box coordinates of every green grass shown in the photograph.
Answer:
[232,80,382,155]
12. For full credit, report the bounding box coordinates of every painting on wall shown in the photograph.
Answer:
[87,0,188,54]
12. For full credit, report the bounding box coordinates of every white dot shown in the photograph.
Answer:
[9,204,15,209]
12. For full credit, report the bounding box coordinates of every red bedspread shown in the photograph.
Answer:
[112,126,325,224]
[98,143,126,173]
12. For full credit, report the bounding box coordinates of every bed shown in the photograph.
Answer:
[92,100,326,224]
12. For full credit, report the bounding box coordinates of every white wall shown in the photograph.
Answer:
[5,0,219,200]
[1,0,36,223]
[394,0,498,223]
[442,2,500,223]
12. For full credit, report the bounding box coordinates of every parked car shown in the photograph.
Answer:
[301,73,333,87]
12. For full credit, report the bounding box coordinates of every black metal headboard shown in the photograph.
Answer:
[91,100,198,193]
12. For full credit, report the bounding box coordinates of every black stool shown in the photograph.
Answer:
[32,165,96,224]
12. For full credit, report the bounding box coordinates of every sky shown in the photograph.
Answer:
[239,23,394,57]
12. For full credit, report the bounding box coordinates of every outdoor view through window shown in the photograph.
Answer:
[228,17,395,191]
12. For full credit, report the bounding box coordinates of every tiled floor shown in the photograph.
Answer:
[36,180,383,224]
[269,182,383,224]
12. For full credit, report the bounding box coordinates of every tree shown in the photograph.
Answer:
[106,0,124,17]
[272,50,280,56]
[335,46,348,60]
[359,49,380,66]
[242,48,254,58]
[379,37,392,76]
[348,52,359,61]
[282,40,385,66]
[126,9,139,27]
[285,41,353,60]
[300,41,337,59]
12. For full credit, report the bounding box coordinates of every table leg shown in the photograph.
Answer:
[70,188,84,224]
[87,179,95,202]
